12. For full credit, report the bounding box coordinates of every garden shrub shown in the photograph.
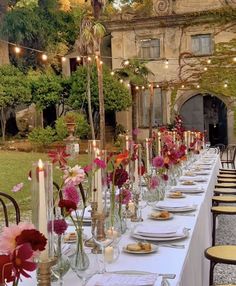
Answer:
[28,126,56,146]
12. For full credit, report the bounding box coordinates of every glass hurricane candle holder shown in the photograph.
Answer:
[31,160,54,262]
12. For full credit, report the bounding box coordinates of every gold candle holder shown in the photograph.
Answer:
[131,193,143,222]
[37,258,57,286]
[92,212,106,254]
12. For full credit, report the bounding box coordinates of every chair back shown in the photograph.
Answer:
[225,145,236,162]
[0,192,20,227]
[214,144,226,159]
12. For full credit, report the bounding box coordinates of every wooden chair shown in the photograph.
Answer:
[205,245,236,286]
[214,144,226,160]
[0,192,20,226]
[221,145,236,169]
[214,188,236,196]
[211,205,236,246]
[212,195,236,206]
[215,183,236,189]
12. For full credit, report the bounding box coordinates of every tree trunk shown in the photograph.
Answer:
[149,83,154,138]
[91,0,103,20]
[96,56,105,149]
[0,0,9,65]
[87,64,95,140]
[0,107,6,141]
[131,84,138,143]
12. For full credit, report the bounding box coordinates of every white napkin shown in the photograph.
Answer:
[88,273,157,286]
[136,225,179,238]
[171,186,202,192]
[156,201,190,209]
[179,176,208,182]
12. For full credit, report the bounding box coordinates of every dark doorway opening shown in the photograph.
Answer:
[180,94,227,146]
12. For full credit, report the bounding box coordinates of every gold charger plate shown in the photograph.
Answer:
[149,212,174,220]
[123,244,158,254]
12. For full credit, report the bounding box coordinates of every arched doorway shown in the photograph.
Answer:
[180,93,228,146]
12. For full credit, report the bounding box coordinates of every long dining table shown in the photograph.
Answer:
[19,151,220,286]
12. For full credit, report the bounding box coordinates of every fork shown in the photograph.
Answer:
[157,243,185,249]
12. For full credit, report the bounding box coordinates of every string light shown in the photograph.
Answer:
[181,84,185,88]
[119,79,123,83]
[148,84,151,87]
[124,60,129,66]
[87,56,91,62]
[41,54,48,61]
[142,86,145,90]
[76,56,81,62]
[233,57,236,62]
[197,84,200,88]
[156,84,160,88]
[204,67,208,71]
[61,57,66,62]
[224,82,228,88]
[207,59,211,64]
[100,60,103,65]
[135,86,139,90]
[110,71,115,76]
[95,55,98,59]
[127,83,130,87]
[14,46,21,54]
[164,59,169,68]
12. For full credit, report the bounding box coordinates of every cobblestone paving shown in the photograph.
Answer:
[214,214,236,284]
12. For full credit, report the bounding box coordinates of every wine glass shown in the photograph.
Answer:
[70,249,99,286]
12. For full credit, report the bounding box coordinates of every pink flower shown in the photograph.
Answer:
[116,189,131,205]
[83,164,92,173]
[11,183,24,193]
[63,184,80,205]
[150,176,159,190]
[94,158,106,169]
[152,156,164,168]
[0,222,35,254]
[162,134,173,146]
[63,165,85,185]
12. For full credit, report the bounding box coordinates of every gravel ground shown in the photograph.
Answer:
[214,214,236,285]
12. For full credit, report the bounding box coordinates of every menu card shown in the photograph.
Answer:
[88,273,157,286]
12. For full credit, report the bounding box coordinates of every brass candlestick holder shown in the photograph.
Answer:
[92,212,106,254]
[131,193,143,222]
[37,257,57,286]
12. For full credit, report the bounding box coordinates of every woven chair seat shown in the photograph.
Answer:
[212,195,236,203]
[211,205,236,214]
[214,188,236,195]
[205,245,236,265]
[218,178,236,183]
[218,174,236,178]
[215,183,236,188]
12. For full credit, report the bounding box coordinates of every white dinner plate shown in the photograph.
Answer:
[154,205,197,212]
[132,228,189,242]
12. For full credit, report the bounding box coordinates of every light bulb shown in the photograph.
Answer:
[14,46,21,54]
[42,54,48,61]
[204,67,208,71]
[76,56,81,61]
[207,59,211,64]
[124,60,129,66]
[61,57,66,62]
[110,71,115,76]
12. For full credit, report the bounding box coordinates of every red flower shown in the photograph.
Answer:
[48,147,70,166]
[162,174,168,181]
[48,219,68,235]
[110,168,128,188]
[58,199,77,213]
[16,229,47,252]
[0,254,13,283]
[83,164,92,173]
[12,243,37,280]
[139,165,146,176]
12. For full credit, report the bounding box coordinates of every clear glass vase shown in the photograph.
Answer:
[70,229,99,285]
[51,235,70,285]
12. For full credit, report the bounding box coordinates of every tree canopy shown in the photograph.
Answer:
[69,64,132,112]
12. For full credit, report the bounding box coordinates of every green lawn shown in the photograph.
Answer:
[0,151,88,218]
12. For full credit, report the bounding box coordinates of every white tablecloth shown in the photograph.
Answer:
[18,153,220,286]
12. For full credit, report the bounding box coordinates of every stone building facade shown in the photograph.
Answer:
[105,0,236,145]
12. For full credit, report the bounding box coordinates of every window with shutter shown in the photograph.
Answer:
[191,34,212,55]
